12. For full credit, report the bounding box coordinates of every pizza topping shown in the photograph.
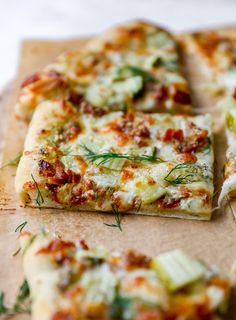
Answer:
[20,72,41,88]
[124,250,151,270]
[162,128,184,143]
[152,249,206,291]
[38,160,55,177]
[173,89,191,105]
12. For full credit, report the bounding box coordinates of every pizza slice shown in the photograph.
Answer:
[181,31,236,94]
[17,231,231,320]
[15,98,214,220]
[15,20,192,121]
[218,89,236,203]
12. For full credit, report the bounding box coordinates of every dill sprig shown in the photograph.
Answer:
[92,182,99,201]
[31,174,44,206]
[116,66,158,83]
[15,221,27,233]
[104,204,123,231]
[0,279,30,316]
[164,163,197,185]
[81,145,163,166]
[0,152,22,170]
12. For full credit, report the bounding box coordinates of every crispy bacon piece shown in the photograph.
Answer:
[37,239,75,255]
[70,190,87,205]
[52,310,74,320]
[156,197,181,209]
[124,250,151,270]
[20,72,40,88]
[177,153,197,163]
[38,159,55,177]
[178,129,208,153]
[37,239,76,265]
[68,91,83,105]
[162,128,184,143]
[82,102,107,117]
[63,122,81,141]
[67,170,81,184]
[173,90,191,105]
[51,160,69,185]
[154,84,168,102]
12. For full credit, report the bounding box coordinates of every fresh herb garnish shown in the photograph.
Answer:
[0,279,30,316]
[108,293,133,320]
[104,204,123,231]
[31,174,44,206]
[153,57,178,71]
[81,145,163,166]
[92,182,99,201]
[12,248,21,257]
[164,163,197,185]
[116,65,158,83]
[0,152,22,170]
[23,235,37,254]
[0,292,7,314]
[15,221,27,233]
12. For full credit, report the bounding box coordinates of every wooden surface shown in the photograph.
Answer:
[1,28,236,319]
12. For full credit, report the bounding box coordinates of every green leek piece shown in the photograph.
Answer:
[152,250,206,291]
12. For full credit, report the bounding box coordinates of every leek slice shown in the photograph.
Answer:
[152,250,206,291]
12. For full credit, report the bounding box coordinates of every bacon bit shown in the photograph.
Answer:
[162,128,184,143]
[64,122,81,141]
[178,129,208,153]
[156,197,181,209]
[67,170,81,184]
[233,88,236,100]
[111,193,122,209]
[173,90,191,105]
[20,72,40,88]
[177,153,197,163]
[45,183,58,192]
[79,239,89,250]
[68,91,83,105]
[48,160,69,185]
[75,156,88,174]
[82,102,107,117]
[135,310,164,320]
[70,190,87,205]
[133,276,146,286]
[121,168,134,182]
[51,310,74,320]
[154,84,168,102]
[37,239,75,255]
[23,181,37,191]
[147,177,156,185]
[38,159,55,177]
[124,250,151,270]
[65,286,83,299]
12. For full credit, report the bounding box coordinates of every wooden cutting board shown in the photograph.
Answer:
[1,26,236,319]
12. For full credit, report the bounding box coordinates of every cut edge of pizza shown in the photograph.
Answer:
[15,20,192,121]
[18,231,231,320]
[15,99,214,220]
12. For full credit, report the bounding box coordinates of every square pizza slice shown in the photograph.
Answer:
[15,20,192,121]
[17,231,231,320]
[15,99,214,220]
